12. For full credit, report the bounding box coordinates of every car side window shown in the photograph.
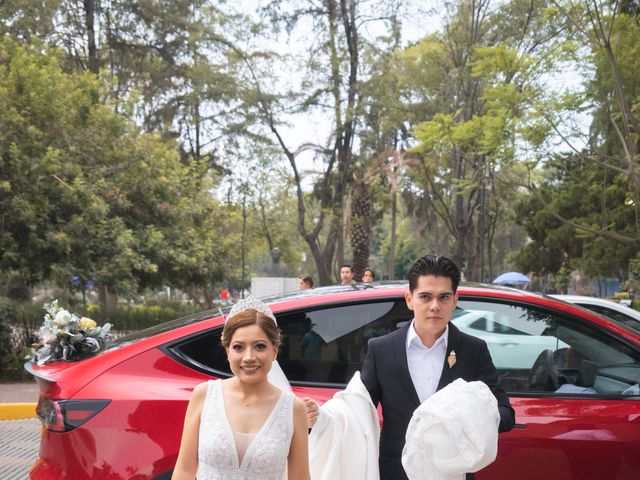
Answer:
[168,299,412,386]
[276,300,410,386]
[454,300,640,398]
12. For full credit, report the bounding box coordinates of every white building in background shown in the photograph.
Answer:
[251,277,300,298]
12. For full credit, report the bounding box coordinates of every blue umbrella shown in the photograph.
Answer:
[493,272,530,285]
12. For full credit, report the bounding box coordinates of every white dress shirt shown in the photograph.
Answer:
[406,321,449,403]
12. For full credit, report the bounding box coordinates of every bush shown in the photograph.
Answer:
[613,291,630,300]
[76,301,203,334]
[0,299,43,346]
[0,299,41,380]
[1,347,33,381]
[0,321,13,377]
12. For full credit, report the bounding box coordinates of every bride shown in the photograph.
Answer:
[172,298,310,480]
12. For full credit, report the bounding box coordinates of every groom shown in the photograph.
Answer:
[361,254,515,480]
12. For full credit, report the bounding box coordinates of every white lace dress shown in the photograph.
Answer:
[197,380,294,480]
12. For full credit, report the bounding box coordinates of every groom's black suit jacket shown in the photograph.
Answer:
[361,322,515,480]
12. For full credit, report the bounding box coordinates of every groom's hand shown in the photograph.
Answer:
[303,397,319,428]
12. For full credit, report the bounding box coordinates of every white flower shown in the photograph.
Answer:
[54,309,71,327]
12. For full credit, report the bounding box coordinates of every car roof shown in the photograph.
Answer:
[264,280,540,300]
[253,281,543,311]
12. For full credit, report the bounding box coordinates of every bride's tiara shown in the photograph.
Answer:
[228,296,277,325]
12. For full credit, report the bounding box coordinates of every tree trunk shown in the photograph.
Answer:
[251,0,360,285]
[98,284,117,312]
[83,0,99,74]
[388,185,397,280]
[350,180,372,280]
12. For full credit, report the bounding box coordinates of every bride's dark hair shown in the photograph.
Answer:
[221,309,281,349]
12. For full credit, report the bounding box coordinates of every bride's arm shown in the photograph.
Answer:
[288,397,311,480]
[172,382,207,480]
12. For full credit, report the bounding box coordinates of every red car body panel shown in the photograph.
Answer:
[480,397,640,479]
[28,285,640,479]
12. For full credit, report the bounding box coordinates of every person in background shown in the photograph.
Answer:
[339,264,354,285]
[362,268,375,283]
[301,323,325,360]
[299,275,314,290]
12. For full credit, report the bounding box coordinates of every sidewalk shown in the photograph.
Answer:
[0,381,39,404]
[0,381,40,479]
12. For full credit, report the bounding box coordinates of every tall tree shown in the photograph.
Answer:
[1,0,251,171]
[397,0,558,279]
[0,39,232,305]
[352,14,406,280]
[515,2,640,280]
[241,0,405,284]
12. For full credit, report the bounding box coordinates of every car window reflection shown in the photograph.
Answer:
[455,300,640,398]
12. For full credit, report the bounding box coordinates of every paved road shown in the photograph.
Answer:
[0,418,40,480]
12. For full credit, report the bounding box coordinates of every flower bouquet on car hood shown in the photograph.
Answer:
[30,300,113,365]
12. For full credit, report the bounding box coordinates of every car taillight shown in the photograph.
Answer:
[36,398,110,432]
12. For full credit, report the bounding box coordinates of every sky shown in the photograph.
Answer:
[214,0,445,199]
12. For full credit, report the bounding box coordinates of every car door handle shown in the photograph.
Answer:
[498,342,518,347]
[513,423,527,429]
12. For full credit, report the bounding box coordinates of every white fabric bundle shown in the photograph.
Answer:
[401,378,500,480]
[309,372,380,480]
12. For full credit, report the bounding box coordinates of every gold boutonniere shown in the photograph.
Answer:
[447,350,457,368]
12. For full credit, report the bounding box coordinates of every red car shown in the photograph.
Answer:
[27,284,640,480]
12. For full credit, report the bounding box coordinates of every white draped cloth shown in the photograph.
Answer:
[268,360,293,394]
[308,372,380,480]
[401,378,500,480]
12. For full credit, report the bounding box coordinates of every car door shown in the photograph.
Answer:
[456,299,640,480]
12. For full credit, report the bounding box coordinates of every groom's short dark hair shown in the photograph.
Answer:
[407,255,461,293]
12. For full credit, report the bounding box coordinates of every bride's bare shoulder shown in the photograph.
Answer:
[191,381,211,401]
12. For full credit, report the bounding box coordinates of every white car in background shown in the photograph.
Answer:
[451,308,567,369]
[550,294,640,333]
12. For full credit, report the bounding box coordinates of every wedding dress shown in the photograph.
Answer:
[197,379,294,480]
[401,378,500,480]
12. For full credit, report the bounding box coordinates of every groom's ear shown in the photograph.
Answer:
[405,289,414,311]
